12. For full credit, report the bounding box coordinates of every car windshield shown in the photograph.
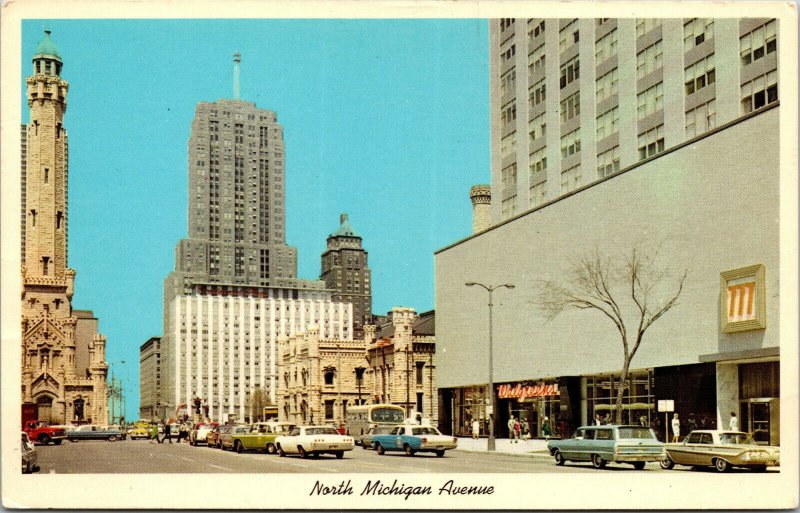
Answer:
[617,427,656,439]
[370,408,405,423]
[412,427,441,436]
[306,427,339,436]
[719,432,755,445]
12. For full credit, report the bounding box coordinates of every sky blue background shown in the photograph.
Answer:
[21,19,489,420]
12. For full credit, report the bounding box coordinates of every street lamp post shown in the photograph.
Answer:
[465,282,515,452]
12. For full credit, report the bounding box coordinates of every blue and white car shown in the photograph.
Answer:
[547,425,665,469]
[371,425,457,457]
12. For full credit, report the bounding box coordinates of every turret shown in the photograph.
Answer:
[470,184,491,234]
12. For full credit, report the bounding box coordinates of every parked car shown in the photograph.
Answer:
[661,430,780,472]
[23,420,66,446]
[220,425,251,451]
[547,425,665,469]
[128,423,151,440]
[275,426,354,459]
[371,425,457,457]
[360,425,396,450]
[229,421,296,454]
[190,422,219,446]
[206,424,230,448]
[21,432,38,474]
[66,424,127,442]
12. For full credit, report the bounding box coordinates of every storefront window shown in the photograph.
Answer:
[586,370,655,426]
[453,386,489,437]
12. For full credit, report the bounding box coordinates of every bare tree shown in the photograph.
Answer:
[247,386,268,422]
[536,245,687,424]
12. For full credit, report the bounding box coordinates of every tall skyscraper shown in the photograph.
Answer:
[159,55,352,421]
[21,30,108,425]
[321,213,372,337]
[490,18,778,223]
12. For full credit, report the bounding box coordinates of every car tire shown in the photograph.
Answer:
[335,451,344,459]
[266,443,276,455]
[39,435,50,446]
[53,439,62,446]
[278,444,286,457]
[435,450,445,458]
[714,458,730,473]
[660,455,675,470]
[554,449,565,466]
[591,454,607,469]
[108,435,117,442]
[375,443,385,455]
[298,446,308,458]
[235,441,243,454]
[404,444,415,457]
[632,462,646,470]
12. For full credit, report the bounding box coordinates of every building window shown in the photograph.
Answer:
[528,113,546,144]
[529,19,545,39]
[529,180,546,207]
[560,129,581,159]
[43,168,49,184]
[324,400,334,420]
[595,29,618,65]
[596,68,618,102]
[740,20,777,66]
[415,362,424,386]
[597,146,620,178]
[596,18,610,25]
[637,82,664,118]
[560,164,581,193]
[684,18,714,49]
[30,209,37,227]
[560,55,580,89]
[501,133,516,159]
[741,71,778,114]
[685,55,716,95]
[638,125,665,160]
[500,18,515,32]
[596,106,619,140]
[529,78,546,108]
[559,19,579,53]
[529,148,547,175]
[42,256,49,276]
[324,370,335,386]
[500,68,516,97]
[501,101,517,127]
[636,18,661,38]
[560,91,580,123]
[501,44,516,65]
[636,40,663,79]
[528,44,545,76]
[56,211,63,230]
[501,162,518,192]
[685,99,716,138]
[501,195,518,219]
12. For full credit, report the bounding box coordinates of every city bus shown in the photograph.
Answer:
[345,404,405,444]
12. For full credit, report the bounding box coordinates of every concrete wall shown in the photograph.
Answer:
[435,106,779,388]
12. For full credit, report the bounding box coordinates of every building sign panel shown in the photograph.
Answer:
[497,383,559,399]
[720,264,766,333]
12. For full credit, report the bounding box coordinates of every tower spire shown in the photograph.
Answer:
[233,52,241,100]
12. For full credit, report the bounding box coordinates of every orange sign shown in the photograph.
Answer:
[727,281,756,323]
[498,383,559,399]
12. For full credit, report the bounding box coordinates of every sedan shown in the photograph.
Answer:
[661,430,780,472]
[21,432,38,474]
[275,426,354,459]
[190,422,218,446]
[66,425,127,442]
[371,425,457,457]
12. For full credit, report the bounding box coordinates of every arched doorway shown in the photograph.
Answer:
[37,395,54,424]
[73,398,85,422]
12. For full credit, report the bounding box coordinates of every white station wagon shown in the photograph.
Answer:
[275,426,354,459]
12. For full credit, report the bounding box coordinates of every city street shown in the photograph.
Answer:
[30,439,777,474]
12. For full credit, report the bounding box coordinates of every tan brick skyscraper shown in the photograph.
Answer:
[21,30,108,427]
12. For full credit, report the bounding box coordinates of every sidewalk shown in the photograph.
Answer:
[454,436,553,458]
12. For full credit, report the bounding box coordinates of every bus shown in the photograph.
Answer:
[345,404,405,443]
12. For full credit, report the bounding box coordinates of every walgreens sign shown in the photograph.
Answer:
[497,383,559,399]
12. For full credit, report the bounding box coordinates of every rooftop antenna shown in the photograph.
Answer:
[233,52,241,100]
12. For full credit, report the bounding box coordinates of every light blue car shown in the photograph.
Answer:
[371,425,457,457]
[546,425,665,469]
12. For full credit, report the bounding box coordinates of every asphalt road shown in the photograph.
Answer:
[24,438,748,474]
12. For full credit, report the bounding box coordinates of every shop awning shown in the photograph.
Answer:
[699,346,778,363]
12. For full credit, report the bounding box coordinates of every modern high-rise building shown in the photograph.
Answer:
[435,17,780,442]
[490,18,778,222]
[321,213,372,337]
[139,337,162,420]
[158,55,352,422]
[21,30,109,425]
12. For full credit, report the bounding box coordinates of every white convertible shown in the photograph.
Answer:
[275,426,354,459]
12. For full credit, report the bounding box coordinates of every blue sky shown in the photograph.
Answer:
[21,19,489,419]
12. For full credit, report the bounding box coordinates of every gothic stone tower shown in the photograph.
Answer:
[21,30,108,426]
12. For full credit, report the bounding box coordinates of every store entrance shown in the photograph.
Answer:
[740,398,778,445]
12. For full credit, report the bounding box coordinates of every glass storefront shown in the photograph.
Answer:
[452,386,489,437]
[738,361,779,445]
[585,370,655,426]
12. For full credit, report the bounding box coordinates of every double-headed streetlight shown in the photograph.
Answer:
[465,281,515,451]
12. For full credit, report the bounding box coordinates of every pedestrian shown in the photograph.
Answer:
[513,419,521,443]
[164,422,172,443]
[157,421,164,444]
[150,422,158,442]
[507,416,516,443]
[542,417,551,441]
[179,421,189,443]
[471,419,480,439]
[522,420,530,441]
[671,413,681,443]
[729,411,739,431]
[594,413,602,426]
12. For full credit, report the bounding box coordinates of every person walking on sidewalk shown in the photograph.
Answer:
[513,418,521,443]
[508,416,517,443]
[472,419,480,440]
[729,412,739,431]
[542,417,551,441]
[671,413,681,443]
[522,420,530,441]
[164,422,172,443]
